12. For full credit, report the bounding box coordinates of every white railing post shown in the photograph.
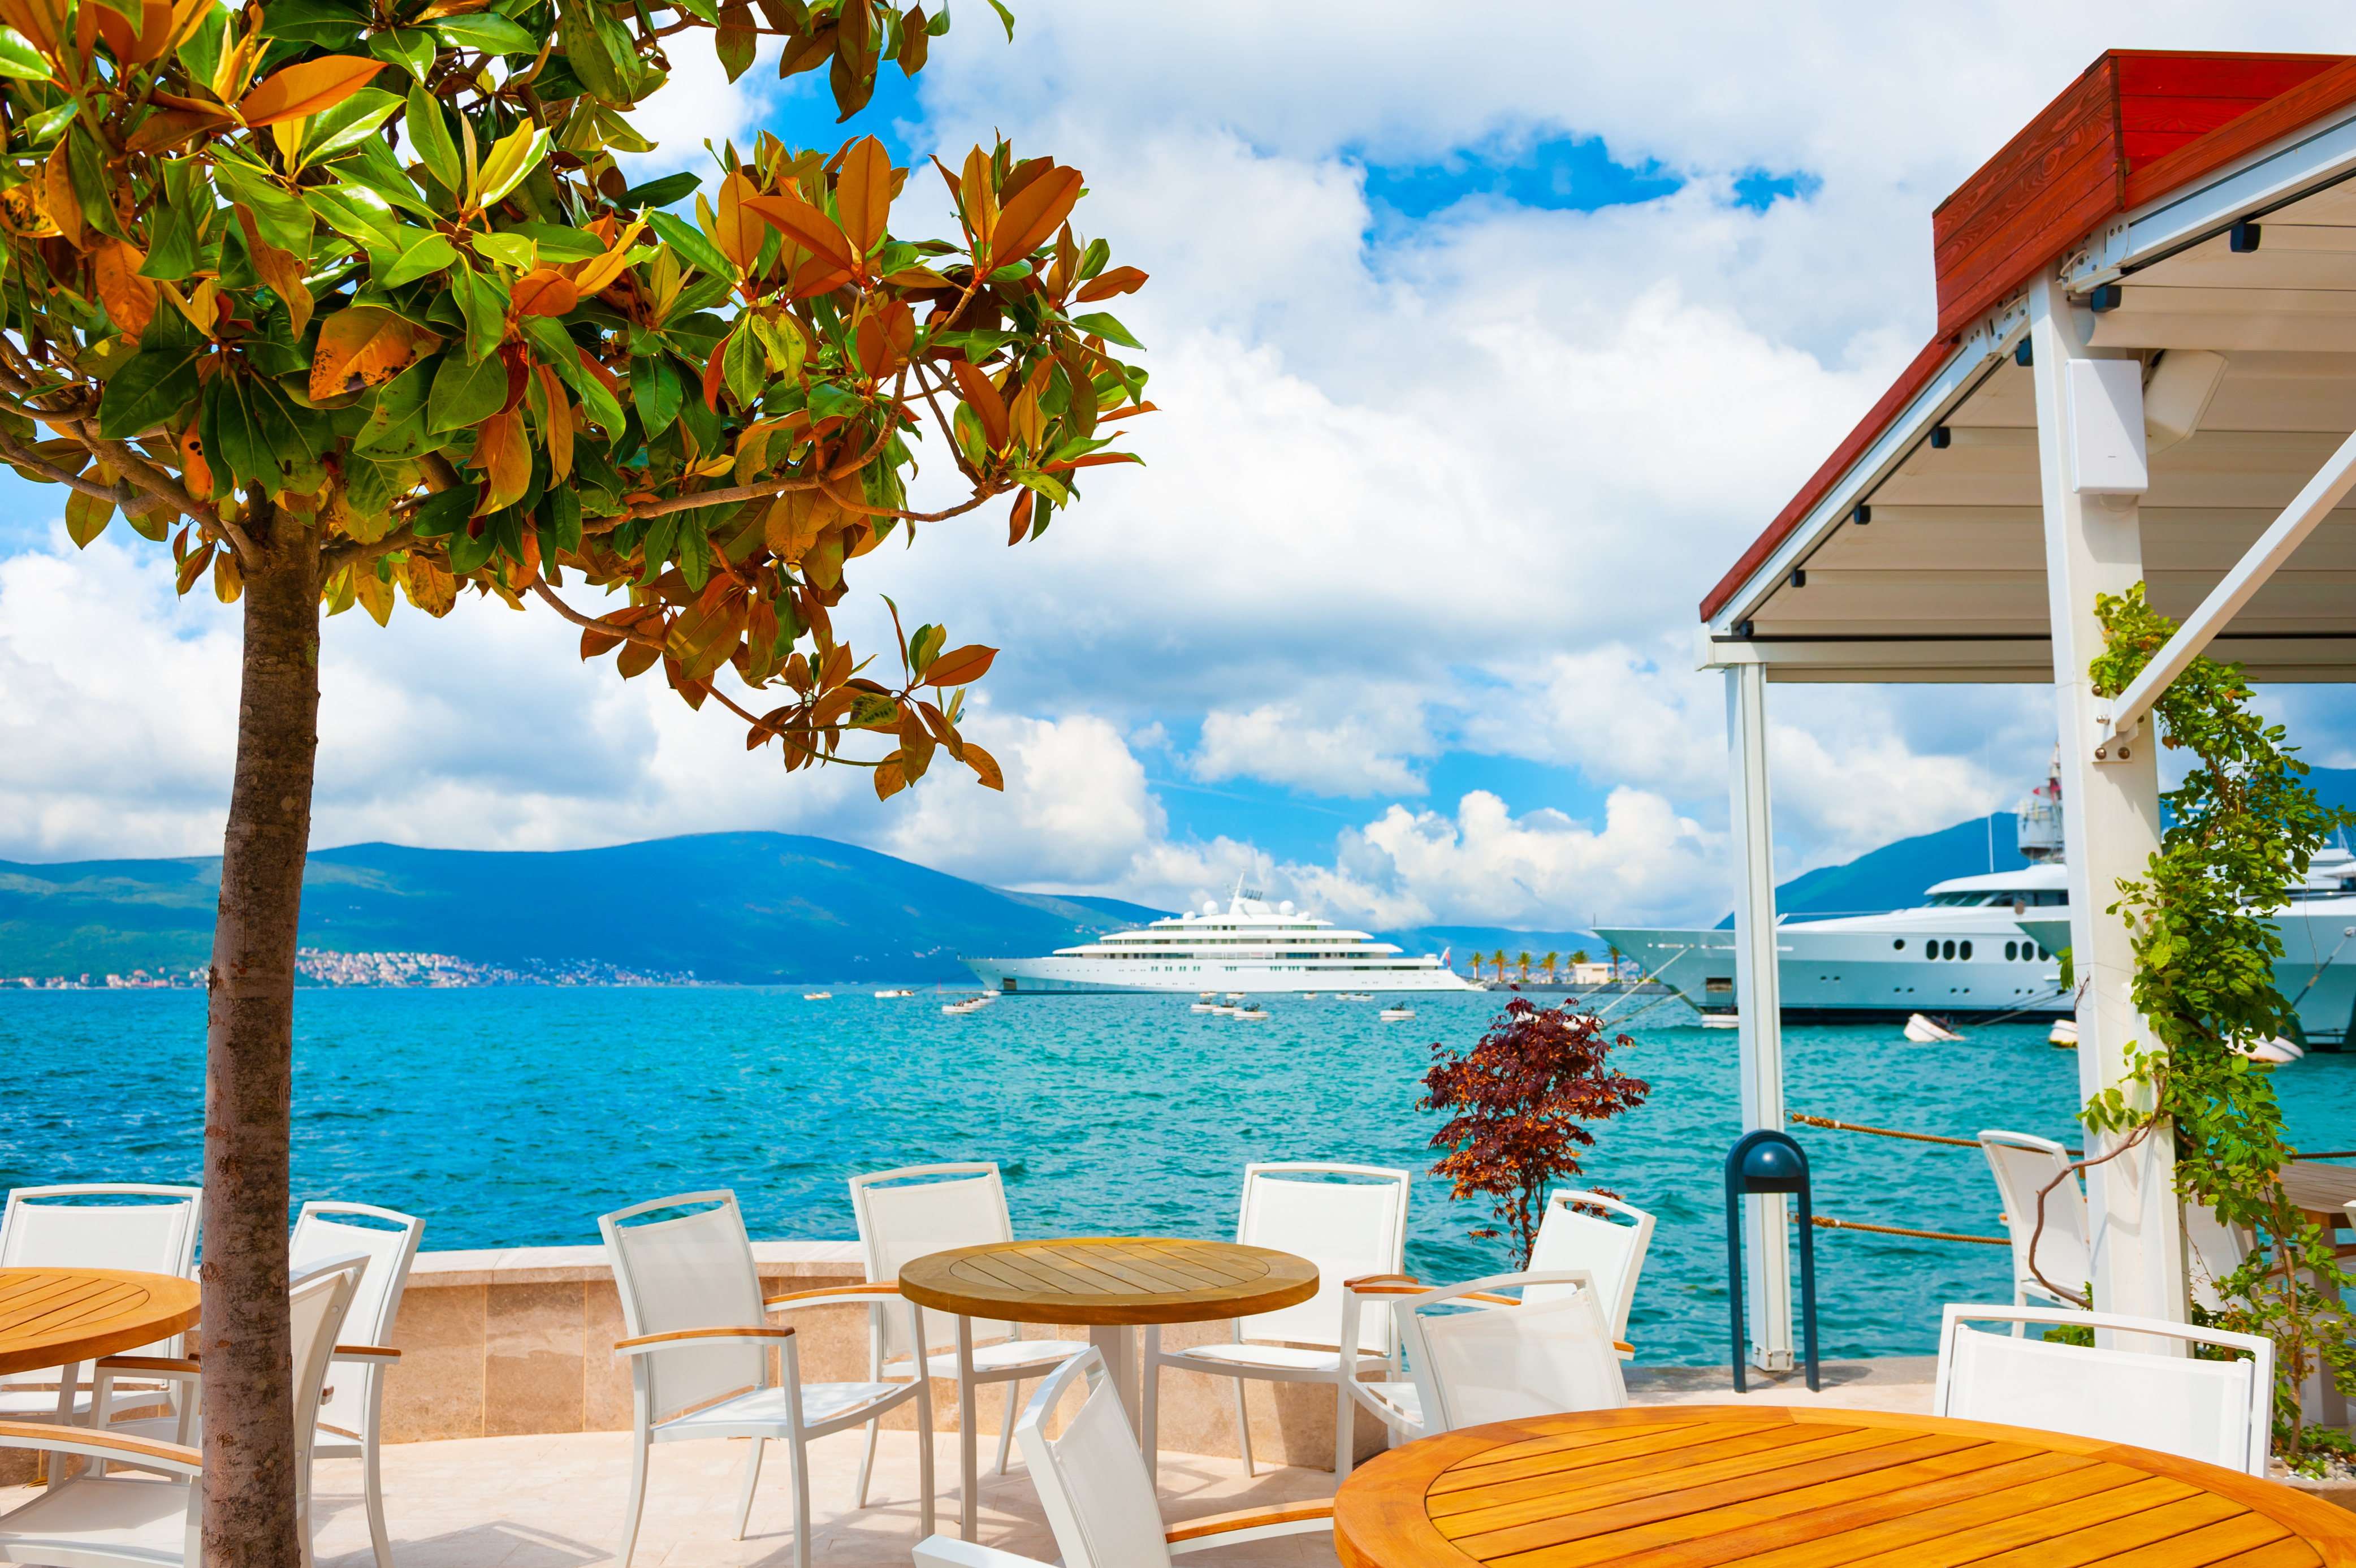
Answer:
[1726,659,1793,1371]
[2028,273,2186,1337]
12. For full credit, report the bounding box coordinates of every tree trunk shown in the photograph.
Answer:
[201,499,319,1567]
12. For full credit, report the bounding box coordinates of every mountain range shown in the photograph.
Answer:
[7,763,2351,984]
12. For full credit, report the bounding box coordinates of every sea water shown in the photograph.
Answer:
[5,986,2353,1367]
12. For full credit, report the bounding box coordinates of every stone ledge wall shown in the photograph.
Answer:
[385,1240,1382,1468]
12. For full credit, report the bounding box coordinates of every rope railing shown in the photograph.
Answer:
[1807,1215,2009,1247]
[1787,1112,1978,1148]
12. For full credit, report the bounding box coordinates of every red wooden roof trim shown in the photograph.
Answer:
[2122,54,2356,210]
[1697,335,1956,624]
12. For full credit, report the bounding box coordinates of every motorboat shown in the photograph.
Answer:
[1904,1013,1966,1044]
[1233,1007,1271,1020]
[803,991,832,1000]
[1379,1005,1415,1021]
[1699,1013,1740,1029]
[961,880,1472,995]
[2049,1018,2078,1048]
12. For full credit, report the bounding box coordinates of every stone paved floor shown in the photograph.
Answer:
[3,1361,1938,1567]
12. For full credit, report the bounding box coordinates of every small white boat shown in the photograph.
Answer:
[1700,1013,1739,1029]
[1189,1001,1218,1013]
[803,991,833,1000]
[1233,1007,1271,1020]
[1209,1004,1238,1017]
[1904,1012,1966,1044]
[943,996,991,1014]
[1199,990,1218,1000]
[2049,1018,2078,1048]
[1226,991,1248,1000]
[2240,1035,2306,1064]
[1300,992,1319,999]
[874,989,915,999]
[1380,1006,1415,1021]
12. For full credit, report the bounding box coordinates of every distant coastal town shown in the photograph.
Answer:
[4,950,698,990]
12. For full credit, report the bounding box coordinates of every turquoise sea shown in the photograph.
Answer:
[6,986,2354,1367]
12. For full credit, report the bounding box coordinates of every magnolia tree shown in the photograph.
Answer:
[0,0,1148,1551]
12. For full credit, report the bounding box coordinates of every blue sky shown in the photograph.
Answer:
[4,2,2353,934]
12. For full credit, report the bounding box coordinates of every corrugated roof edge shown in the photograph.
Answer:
[1701,49,2356,627]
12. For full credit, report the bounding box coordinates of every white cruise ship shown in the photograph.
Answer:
[962,887,1473,995]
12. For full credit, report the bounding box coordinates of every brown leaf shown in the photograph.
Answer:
[0,0,63,59]
[92,238,157,336]
[962,742,1004,791]
[950,359,1009,450]
[1004,487,1031,546]
[987,163,1081,271]
[509,267,578,318]
[175,539,215,595]
[127,105,232,153]
[1075,265,1147,303]
[534,364,573,482]
[236,55,386,128]
[835,135,892,261]
[213,547,243,603]
[744,189,855,274]
[762,489,840,564]
[923,642,996,686]
[236,205,311,339]
[873,750,907,800]
[714,168,764,274]
[38,142,80,250]
[470,404,532,511]
[399,553,457,615]
[309,305,425,400]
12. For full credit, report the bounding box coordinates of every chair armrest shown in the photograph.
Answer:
[94,1356,201,1380]
[1343,1273,1420,1289]
[913,1534,1051,1568]
[764,1282,902,1310]
[613,1327,797,1357]
[1615,1340,1633,1355]
[0,1419,201,1476]
[1345,1283,1430,1298]
[333,1345,401,1364]
[1167,1501,1335,1552]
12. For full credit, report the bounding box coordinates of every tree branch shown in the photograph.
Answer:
[526,577,667,649]
[0,426,161,512]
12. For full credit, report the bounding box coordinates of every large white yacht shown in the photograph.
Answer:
[962,886,1473,995]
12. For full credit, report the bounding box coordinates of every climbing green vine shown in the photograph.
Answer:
[2085,582,2356,1470]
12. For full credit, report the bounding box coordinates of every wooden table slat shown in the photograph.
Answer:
[0,1268,200,1377]
[901,1237,1317,1328]
[0,1275,127,1334]
[1010,1247,1162,1295]
[1334,1406,2356,1568]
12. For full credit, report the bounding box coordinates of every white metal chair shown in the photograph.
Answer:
[1977,1130,2092,1319]
[914,1347,1334,1568]
[0,1183,203,1442]
[0,1252,369,1568]
[1934,1304,2273,1476]
[1140,1162,1410,1480]
[1527,1189,1655,1354]
[1340,1270,1629,1440]
[601,1190,935,1568]
[2184,1200,2253,1314]
[849,1163,1087,1540]
[292,1201,421,1568]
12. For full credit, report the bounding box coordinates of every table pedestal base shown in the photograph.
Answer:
[1087,1324,1141,1435]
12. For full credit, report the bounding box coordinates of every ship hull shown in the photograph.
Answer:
[962,956,1475,995]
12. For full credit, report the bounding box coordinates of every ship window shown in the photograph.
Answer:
[2005,941,2018,960]
[1942,940,1956,960]
[1892,939,1905,951]
[1959,941,1972,960]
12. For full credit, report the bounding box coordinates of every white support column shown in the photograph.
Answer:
[1726,660,1792,1371]
[2028,273,2186,1332]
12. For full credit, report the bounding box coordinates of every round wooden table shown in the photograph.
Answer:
[1334,1405,2356,1567]
[0,1266,200,1419]
[899,1237,1317,1432]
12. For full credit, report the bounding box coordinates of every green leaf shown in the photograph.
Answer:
[669,0,718,22]
[174,1,230,89]
[405,82,463,196]
[450,260,507,362]
[369,26,437,82]
[470,230,535,270]
[433,12,538,51]
[447,513,497,572]
[721,322,763,407]
[96,338,204,440]
[557,0,624,103]
[407,481,474,537]
[262,0,366,48]
[19,98,75,144]
[751,313,805,380]
[630,353,681,433]
[984,0,1013,38]
[646,209,732,280]
[306,182,402,251]
[212,158,313,254]
[67,127,124,241]
[331,133,438,221]
[620,171,700,209]
[0,24,50,77]
[473,123,548,208]
[504,222,608,262]
[428,349,508,432]
[1068,311,1144,350]
[296,87,403,170]
[64,488,113,546]
[138,178,203,280]
[383,230,459,287]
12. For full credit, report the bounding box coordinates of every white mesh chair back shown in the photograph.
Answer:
[287,1253,370,1492]
[1977,1131,2091,1299]
[1525,1191,1655,1340]
[851,1164,1014,1359]
[0,1184,202,1373]
[2182,1202,2250,1315]
[1935,1304,2272,1475]
[1399,1272,1627,1433]
[1234,1164,1410,1351]
[1016,1348,1175,1568]
[600,1191,767,1422]
[292,1202,423,1435]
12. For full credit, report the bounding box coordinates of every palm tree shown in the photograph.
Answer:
[1543,950,1559,982]
[1517,952,1532,983]
[1491,948,1507,981]
[1570,948,1589,968]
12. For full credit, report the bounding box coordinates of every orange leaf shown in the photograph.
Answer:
[950,360,1008,450]
[1075,265,1146,304]
[923,643,997,686]
[834,135,892,261]
[873,751,908,800]
[509,268,578,318]
[37,142,80,249]
[743,189,854,275]
[714,169,763,274]
[127,105,231,152]
[987,163,1081,270]
[92,238,157,336]
[853,300,913,377]
[179,423,212,501]
[534,365,573,482]
[309,305,426,400]
[470,404,532,511]
[0,0,63,59]
[962,742,1004,791]
[235,55,385,128]
[236,205,310,339]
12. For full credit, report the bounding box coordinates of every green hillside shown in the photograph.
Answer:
[0,834,1169,986]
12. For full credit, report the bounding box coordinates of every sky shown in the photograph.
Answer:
[5,2,2355,932]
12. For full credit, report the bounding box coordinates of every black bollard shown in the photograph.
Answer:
[1723,1129,1820,1393]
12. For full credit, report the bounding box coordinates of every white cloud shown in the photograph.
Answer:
[1191,694,1431,797]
